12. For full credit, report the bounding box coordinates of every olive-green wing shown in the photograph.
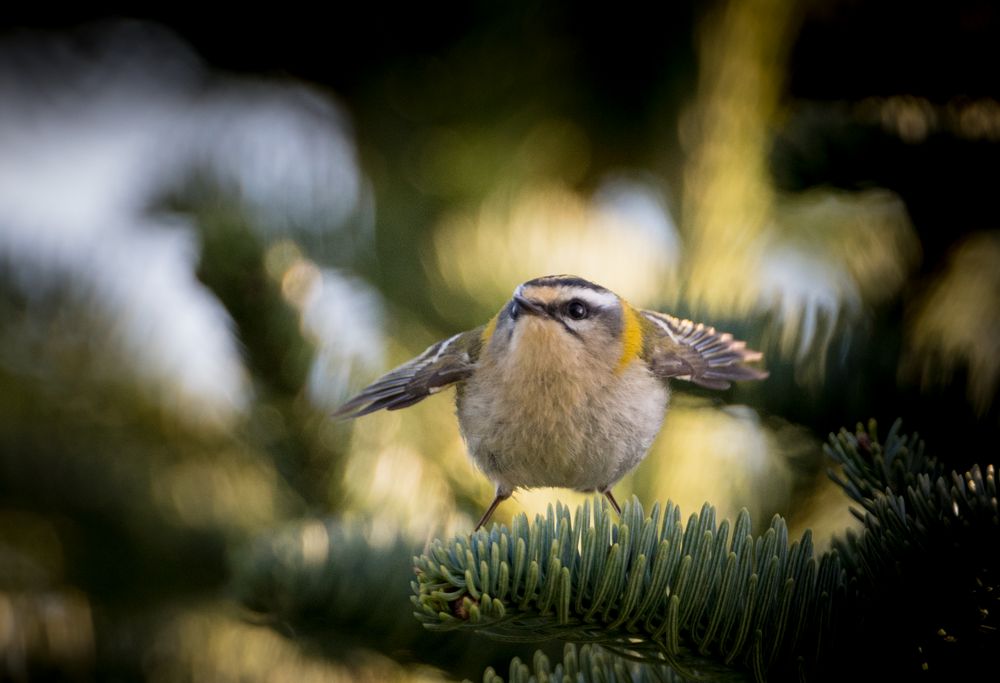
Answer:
[640,310,768,390]
[332,328,482,419]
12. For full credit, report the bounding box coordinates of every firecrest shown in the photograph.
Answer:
[334,275,768,530]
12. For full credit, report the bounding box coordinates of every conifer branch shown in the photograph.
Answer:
[234,520,413,632]
[482,643,693,683]
[823,419,998,677]
[824,418,942,519]
[411,498,845,682]
[231,518,547,678]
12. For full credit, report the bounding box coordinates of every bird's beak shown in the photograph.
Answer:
[513,294,548,317]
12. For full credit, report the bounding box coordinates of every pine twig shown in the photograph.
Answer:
[482,642,691,683]
[824,419,999,677]
[412,498,844,682]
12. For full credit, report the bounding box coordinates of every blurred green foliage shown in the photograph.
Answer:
[2,0,1000,680]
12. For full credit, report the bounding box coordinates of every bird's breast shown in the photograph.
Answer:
[457,321,668,491]
[468,318,602,429]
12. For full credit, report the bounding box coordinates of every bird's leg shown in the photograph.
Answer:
[474,490,511,531]
[603,490,622,515]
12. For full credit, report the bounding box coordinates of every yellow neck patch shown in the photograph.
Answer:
[481,312,499,345]
[617,301,643,372]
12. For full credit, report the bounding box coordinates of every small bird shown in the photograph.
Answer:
[334,275,768,530]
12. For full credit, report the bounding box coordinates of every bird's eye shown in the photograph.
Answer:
[566,300,588,320]
[509,301,520,319]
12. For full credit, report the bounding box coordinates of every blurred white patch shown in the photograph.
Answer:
[592,175,682,273]
[264,240,385,408]
[0,21,364,427]
[756,189,917,376]
[299,269,384,409]
[188,80,362,231]
[757,245,859,364]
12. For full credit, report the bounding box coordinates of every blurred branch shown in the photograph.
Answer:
[231,518,553,681]
[193,204,341,510]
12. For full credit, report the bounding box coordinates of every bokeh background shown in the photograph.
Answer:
[2,1,999,680]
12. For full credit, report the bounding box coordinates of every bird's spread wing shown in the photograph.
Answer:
[332,329,481,419]
[640,310,768,390]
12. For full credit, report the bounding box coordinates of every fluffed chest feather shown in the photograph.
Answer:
[456,349,668,492]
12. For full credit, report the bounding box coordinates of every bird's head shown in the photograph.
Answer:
[483,275,643,372]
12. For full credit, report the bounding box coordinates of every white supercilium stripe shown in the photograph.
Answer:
[561,287,619,309]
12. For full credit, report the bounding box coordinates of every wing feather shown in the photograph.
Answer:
[641,310,768,389]
[332,330,480,419]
